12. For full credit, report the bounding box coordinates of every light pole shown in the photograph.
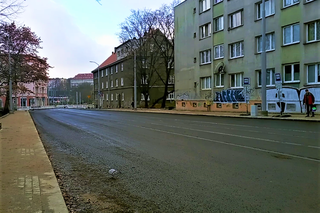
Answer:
[90,61,100,108]
[6,35,13,113]
[261,0,268,116]
[133,51,137,110]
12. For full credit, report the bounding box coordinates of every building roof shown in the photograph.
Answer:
[98,52,117,69]
[73,73,93,80]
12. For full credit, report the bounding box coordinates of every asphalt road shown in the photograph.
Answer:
[31,109,320,213]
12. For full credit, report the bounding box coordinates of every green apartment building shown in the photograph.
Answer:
[174,0,320,113]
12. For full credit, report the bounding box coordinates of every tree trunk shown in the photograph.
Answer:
[3,90,10,114]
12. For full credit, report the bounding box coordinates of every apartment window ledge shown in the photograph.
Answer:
[213,29,224,34]
[200,62,212,66]
[306,82,320,85]
[199,36,211,41]
[215,86,224,88]
[229,56,244,60]
[199,9,211,14]
[283,81,300,84]
[228,25,244,31]
[304,40,320,45]
[303,0,315,5]
[282,42,300,47]
[255,49,276,55]
[214,57,224,60]
[254,14,275,22]
[230,87,244,89]
[281,2,300,10]
[257,85,276,88]
[201,88,212,91]
[213,1,224,5]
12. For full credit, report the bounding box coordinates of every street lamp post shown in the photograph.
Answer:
[261,0,268,116]
[6,35,13,113]
[90,61,100,108]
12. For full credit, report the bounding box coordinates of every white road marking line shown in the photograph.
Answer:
[150,123,302,146]
[145,116,318,134]
[308,145,320,149]
[136,125,320,163]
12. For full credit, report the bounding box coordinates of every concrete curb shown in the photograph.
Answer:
[104,109,320,122]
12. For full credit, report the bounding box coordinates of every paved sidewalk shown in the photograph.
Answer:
[0,111,68,213]
[106,108,320,122]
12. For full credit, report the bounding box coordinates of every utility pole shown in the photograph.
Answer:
[261,0,268,116]
[76,91,78,105]
[90,61,100,108]
[134,50,137,110]
[7,35,13,113]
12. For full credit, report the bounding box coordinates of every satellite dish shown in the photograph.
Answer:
[215,62,225,74]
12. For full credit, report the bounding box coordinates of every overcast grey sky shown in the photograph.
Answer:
[16,0,180,79]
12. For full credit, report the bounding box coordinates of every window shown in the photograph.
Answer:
[214,44,224,59]
[213,16,224,32]
[283,23,300,45]
[141,75,148,84]
[102,82,104,89]
[283,0,299,8]
[200,23,211,39]
[106,94,109,101]
[116,93,118,101]
[215,73,224,87]
[256,0,275,19]
[121,63,124,71]
[115,79,118,87]
[214,0,223,4]
[111,80,113,88]
[122,93,125,101]
[200,76,211,90]
[200,0,210,13]
[121,78,124,86]
[142,59,147,68]
[111,94,113,101]
[101,71,103,77]
[257,33,275,53]
[106,81,108,88]
[141,93,150,101]
[283,64,300,82]
[257,69,275,86]
[307,20,320,42]
[116,65,118,73]
[168,75,175,84]
[167,92,175,100]
[200,49,211,64]
[111,67,113,74]
[229,10,242,29]
[106,69,108,76]
[307,64,320,84]
[229,41,244,58]
[168,59,174,68]
[230,73,243,88]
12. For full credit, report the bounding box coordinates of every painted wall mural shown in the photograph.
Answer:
[214,89,245,103]
[266,86,320,113]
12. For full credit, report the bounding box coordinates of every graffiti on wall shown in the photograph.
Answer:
[267,86,320,113]
[176,92,191,100]
[214,89,245,103]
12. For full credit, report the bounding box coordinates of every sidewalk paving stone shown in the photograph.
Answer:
[0,111,68,213]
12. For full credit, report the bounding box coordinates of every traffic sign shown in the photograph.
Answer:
[244,77,250,86]
[275,73,281,83]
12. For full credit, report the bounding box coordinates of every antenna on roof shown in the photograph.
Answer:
[96,0,102,5]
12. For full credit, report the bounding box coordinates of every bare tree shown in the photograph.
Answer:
[146,1,179,108]
[0,0,25,23]
[118,9,163,108]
